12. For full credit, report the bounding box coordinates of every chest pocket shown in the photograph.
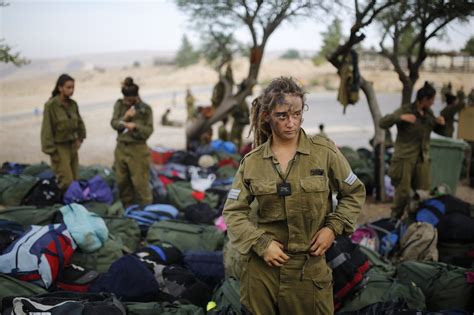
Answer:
[55,112,79,141]
[300,176,329,215]
[249,179,284,221]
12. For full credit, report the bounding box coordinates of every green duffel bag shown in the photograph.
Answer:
[125,301,204,315]
[166,181,219,211]
[21,162,51,177]
[0,205,61,228]
[338,269,426,312]
[438,241,474,268]
[102,216,141,253]
[359,246,396,277]
[0,174,38,206]
[0,274,47,309]
[146,220,225,252]
[397,261,474,312]
[70,233,124,273]
[83,201,125,218]
[207,277,242,315]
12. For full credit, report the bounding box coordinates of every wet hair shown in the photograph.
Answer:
[121,77,139,97]
[416,81,436,101]
[445,93,456,105]
[51,74,74,97]
[249,76,307,146]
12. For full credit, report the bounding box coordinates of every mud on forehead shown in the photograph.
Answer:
[274,94,303,112]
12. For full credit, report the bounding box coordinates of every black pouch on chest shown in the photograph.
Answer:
[277,182,292,197]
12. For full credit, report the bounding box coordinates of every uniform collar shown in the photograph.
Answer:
[262,129,311,159]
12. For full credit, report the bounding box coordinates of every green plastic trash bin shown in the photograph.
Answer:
[429,136,469,193]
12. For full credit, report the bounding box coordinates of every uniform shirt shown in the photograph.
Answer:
[223,129,365,256]
[379,103,444,161]
[110,99,153,143]
[440,103,464,138]
[41,96,86,154]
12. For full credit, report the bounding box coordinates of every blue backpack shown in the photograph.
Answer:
[183,251,225,288]
[125,204,179,232]
[64,175,113,205]
[416,198,446,226]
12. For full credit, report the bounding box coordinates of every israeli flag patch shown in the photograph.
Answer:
[228,189,241,200]
[344,171,357,186]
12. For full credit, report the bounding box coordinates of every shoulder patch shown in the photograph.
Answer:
[310,136,337,153]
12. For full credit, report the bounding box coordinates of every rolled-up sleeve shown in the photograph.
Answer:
[325,146,366,236]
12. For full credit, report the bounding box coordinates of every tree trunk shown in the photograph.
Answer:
[186,45,264,143]
[360,77,386,201]
[401,81,414,105]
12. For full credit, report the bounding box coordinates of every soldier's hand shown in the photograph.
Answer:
[75,139,82,150]
[436,116,445,125]
[125,122,137,130]
[263,241,289,267]
[310,227,335,256]
[400,114,416,123]
[124,107,136,120]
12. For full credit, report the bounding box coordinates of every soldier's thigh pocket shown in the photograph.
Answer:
[388,159,403,186]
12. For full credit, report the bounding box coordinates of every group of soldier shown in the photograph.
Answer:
[39,72,470,314]
[41,74,153,208]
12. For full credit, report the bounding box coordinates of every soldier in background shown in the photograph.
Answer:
[41,74,86,191]
[440,93,464,138]
[379,82,446,219]
[111,77,153,207]
[317,123,328,138]
[185,88,195,121]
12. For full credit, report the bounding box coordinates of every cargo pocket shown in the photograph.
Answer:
[388,159,403,187]
[312,265,334,314]
[249,179,283,220]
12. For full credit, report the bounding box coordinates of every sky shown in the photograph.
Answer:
[1,0,473,60]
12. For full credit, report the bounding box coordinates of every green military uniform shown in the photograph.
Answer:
[185,91,195,121]
[41,95,86,190]
[440,103,465,138]
[111,99,153,207]
[218,123,229,141]
[457,89,466,106]
[223,130,365,314]
[379,103,445,218]
[230,101,250,150]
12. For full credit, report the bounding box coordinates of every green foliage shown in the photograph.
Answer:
[462,36,474,56]
[175,35,200,68]
[313,18,343,65]
[199,31,242,70]
[280,49,301,59]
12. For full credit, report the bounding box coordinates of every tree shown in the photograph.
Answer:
[280,49,301,59]
[378,0,474,105]
[327,0,397,201]
[176,0,329,142]
[313,17,343,65]
[200,29,243,72]
[0,2,28,66]
[462,36,474,56]
[175,34,200,68]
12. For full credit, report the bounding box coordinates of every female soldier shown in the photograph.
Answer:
[41,74,86,191]
[380,82,446,219]
[223,77,365,314]
[111,77,153,207]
